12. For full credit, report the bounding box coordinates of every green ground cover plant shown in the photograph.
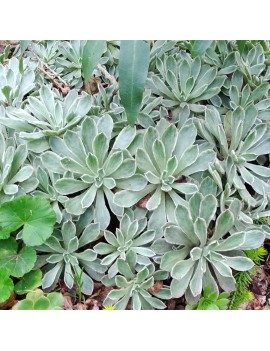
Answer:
[0,40,270,310]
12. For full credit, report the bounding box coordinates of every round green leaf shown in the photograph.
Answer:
[0,196,56,246]
[0,269,14,303]
[14,269,42,295]
[26,289,44,302]
[33,296,51,310]
[12,300,34,310]
[0,238,37,277]
[47,292,64,310]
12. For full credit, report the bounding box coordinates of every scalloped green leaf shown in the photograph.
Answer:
[0,268,14,303]
[14,269,42,295]
[0,238,36,277]
[0,196,56,246]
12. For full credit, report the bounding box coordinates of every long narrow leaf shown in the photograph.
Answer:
[82,40,106,83]
[119,40,150,126]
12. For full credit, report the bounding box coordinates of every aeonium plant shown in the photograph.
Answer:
[196,105,270,206]
[35,208,106,296]
[0,132,38,204]
[42,114,146,230]
[94,211,155,278]
[1,86,92,152]
[0,57,35,108]
[103,251,171,310]
[147,54,226,116]
[152,191,265,303]
[114,119,216,237]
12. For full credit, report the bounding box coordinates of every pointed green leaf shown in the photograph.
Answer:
[119,40,150,126]
[82,40,106,83]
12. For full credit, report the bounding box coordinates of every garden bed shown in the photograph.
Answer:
[1,40,270,310]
